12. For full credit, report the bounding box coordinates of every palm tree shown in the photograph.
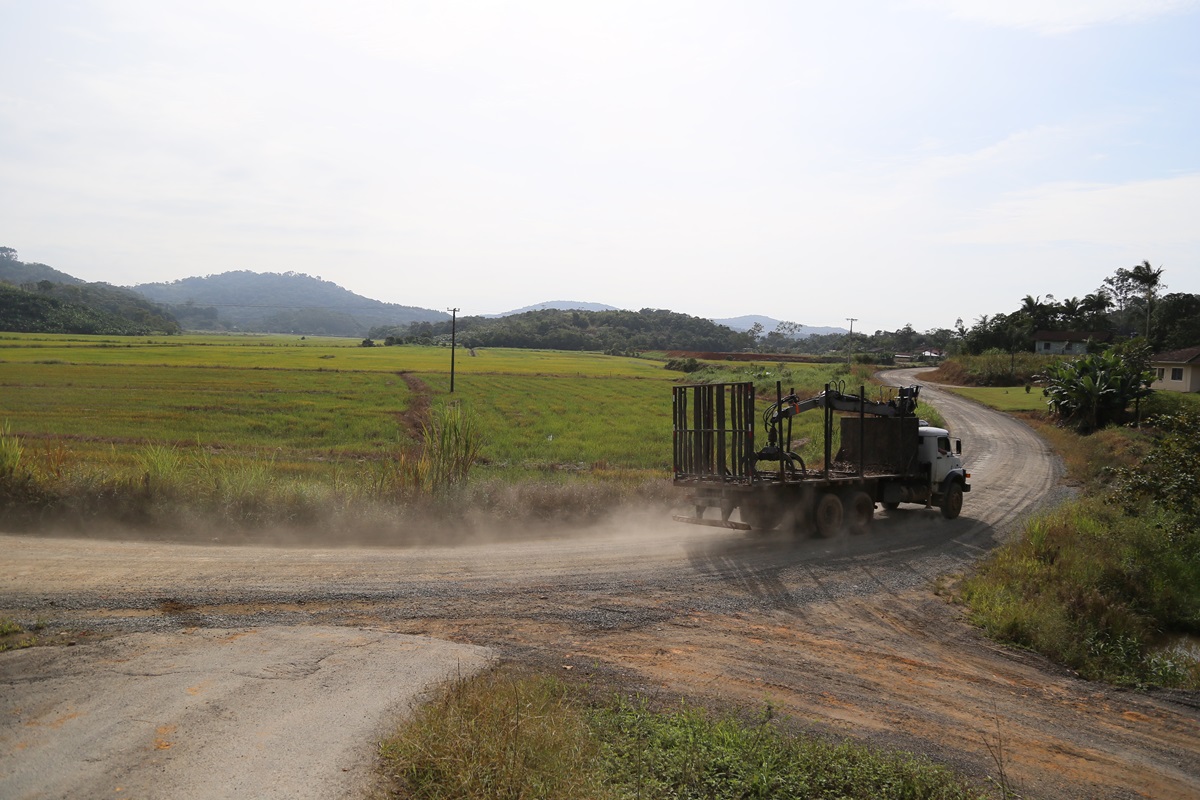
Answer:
[1081,290,1112,314]
[1058,296,1083,328]
[1019,295,1056,332]
[1127,260,1165,338]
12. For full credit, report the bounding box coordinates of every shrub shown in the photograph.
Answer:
[1039,343,1153,432]
[665,357,701,373]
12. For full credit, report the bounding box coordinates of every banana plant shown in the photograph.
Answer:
[1039,344,1153,432]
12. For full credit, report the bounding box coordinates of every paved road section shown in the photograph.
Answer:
[0,626,493,800]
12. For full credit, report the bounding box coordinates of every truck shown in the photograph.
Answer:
[671,380,970,536]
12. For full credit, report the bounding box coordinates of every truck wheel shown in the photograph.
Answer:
[741,502,782,531]
[940,483,964,520]
[882,501,900,511]
[846,491,874,534]
[814,493,844,538]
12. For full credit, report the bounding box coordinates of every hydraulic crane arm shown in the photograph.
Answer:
[768,385,919,423]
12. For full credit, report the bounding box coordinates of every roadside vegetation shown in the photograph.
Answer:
[379,668,990,800]
[943,348,1200,689]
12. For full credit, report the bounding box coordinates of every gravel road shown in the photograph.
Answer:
[2,370,1198,799]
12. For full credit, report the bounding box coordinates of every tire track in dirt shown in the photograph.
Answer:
[395,371,432,444]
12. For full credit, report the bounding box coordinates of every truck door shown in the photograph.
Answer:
[932,435,954,482]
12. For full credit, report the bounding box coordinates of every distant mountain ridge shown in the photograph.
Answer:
[713,314,847,337]
[133,271,448,336]
[2,246,848,339]
[487,300,620,317]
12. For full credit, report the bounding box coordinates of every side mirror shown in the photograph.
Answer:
[955,439,962,455]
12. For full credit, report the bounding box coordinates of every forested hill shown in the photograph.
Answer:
[0,247,83,286]
[370,308,756,353]
[0,248,179,335]
[134,270,448,336]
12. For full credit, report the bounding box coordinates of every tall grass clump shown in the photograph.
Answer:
[0,421,54,523]
[0,421,23,479]
[424,401,484,491]
[373,402,485,501]
[379,668,989,800]
[136,443,185,494]
[380,670,606,800]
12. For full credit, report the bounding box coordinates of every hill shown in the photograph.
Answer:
[0,283,179,335]
[133,271,449,336]
[0,247,84,287]
[0,248,179,335]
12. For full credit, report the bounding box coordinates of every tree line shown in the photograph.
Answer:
[370,308,757,353]
[956,261,1198,356]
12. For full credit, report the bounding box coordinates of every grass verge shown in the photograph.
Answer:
[959,400,1200,689]
[961,497,1200,688]
[378,668,990,800]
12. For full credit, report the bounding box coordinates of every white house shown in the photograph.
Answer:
[1151,346,1200,393]
[1032,331,1112,355]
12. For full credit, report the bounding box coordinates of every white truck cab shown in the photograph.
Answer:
[918,426,964,484]
[917,426,971,519]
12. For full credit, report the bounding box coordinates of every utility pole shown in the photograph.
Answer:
[448,308,459,393]
[845,317,857,366]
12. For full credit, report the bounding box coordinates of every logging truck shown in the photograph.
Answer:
[672,381,970,535]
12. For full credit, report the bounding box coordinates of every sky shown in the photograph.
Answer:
[2,0,1198,333]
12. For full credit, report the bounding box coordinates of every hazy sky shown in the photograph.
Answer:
[2,1,1198,332]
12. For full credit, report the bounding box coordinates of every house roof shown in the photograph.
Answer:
[1152,345,1200,365]
[1032,330,1113,343]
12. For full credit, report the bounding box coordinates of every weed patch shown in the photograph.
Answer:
[0,618,39,652]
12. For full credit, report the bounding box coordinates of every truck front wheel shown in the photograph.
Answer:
[940,483,964,520]
[814,493,844,538]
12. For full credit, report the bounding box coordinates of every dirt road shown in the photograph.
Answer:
[3,372,1198,798]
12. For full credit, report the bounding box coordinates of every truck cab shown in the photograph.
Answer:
[917,425,970,515]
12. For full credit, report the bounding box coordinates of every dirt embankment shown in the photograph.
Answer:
[665,350,840,363]
[2,371,1198,799]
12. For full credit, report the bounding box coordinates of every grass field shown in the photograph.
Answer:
[946,386,1049,413]
[0,333,935,533]
[1,334,906,474]
[0,335,670,467]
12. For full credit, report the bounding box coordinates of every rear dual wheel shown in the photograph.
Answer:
[814,490,874,537]
[814,493,843,538]
[845,491,875,534]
